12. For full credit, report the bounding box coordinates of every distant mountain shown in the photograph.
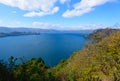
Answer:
[0,31,40,37]
[0,27,59,33]
[0,27,93,34]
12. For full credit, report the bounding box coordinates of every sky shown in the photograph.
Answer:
[0,0,120,30]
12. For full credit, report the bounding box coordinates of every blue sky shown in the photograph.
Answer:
[0,0,120,30]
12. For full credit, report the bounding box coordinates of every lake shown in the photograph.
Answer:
[0,33,87,67]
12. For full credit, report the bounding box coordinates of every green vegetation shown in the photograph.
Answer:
[52,29,120,81]
[0,28,120,81]
[0,57,53,81]
[86,28,119,43]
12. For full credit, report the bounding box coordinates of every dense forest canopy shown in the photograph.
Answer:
[0,28,120,81]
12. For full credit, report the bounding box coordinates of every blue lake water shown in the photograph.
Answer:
[0,33,87,67]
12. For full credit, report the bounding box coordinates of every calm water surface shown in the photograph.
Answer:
[0,33,87,67]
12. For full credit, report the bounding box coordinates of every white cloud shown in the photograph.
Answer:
[63,0,116,18]
[59,0,70,4]
[59,24,107,30]
[32,22,61,29]
[0,0,116,18]
[24,7,59,17]
[0,0,59,17]
[72,24,106,30]
[63,7,94,18]
[32,21,107,30]
[6,21,23,27]
[0,20,3,24]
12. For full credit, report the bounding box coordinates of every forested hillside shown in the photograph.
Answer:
[52,28,120,81]
[0,28,120,81]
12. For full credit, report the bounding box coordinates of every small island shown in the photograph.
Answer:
[0,31,40,37]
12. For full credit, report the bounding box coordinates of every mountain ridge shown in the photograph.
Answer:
[0,27,93,34]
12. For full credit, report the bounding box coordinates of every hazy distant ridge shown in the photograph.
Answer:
[0,27,93,34]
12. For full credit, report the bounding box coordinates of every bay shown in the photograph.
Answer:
[0,33,87,67]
